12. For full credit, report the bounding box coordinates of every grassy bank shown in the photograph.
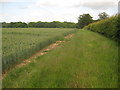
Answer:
[3,30,118,88]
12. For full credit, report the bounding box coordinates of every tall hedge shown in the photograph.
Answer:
[84,15,119,42]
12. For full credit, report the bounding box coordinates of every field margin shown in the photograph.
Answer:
[2,28,77,74]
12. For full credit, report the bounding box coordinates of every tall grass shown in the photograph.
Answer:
[3,30,118,88]
[2,28,77,72]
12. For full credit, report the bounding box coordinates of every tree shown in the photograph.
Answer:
[15,22,28,28]
[2,21,76,28]
[2,22,9,28]
[98,12,109,20]
[77,14,93,28]
[28,22,36,28]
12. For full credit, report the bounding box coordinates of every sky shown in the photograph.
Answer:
[0,0,119,23]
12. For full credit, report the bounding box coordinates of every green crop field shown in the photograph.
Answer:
[2,28,76,72]
[3,29,118,88]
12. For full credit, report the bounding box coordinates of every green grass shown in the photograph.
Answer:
[3,29,118,88]
[2,28,76,72]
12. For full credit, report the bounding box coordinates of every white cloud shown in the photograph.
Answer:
[24,0,82,9]
[0,0,34,3]
[25,0,118,9]
[1,0,118,22]
[1,0,118,8]
[0,0,17,3]
[82,1,117,10]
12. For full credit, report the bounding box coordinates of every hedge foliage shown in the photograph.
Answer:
[84,14,119,42]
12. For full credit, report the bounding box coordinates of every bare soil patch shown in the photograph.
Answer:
[2,34,74,78]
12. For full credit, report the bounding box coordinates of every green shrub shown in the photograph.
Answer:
[84,15,119,42]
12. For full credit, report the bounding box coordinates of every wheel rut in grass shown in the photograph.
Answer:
[2,34,74,79]
[17,34,74,67]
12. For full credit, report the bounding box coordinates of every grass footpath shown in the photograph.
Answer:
[3,29,118,88]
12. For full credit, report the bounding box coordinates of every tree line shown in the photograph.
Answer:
[77,12,109,28]
[2,12,109,28]
[2,21,76,28]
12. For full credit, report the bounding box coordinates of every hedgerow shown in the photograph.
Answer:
[84,14,119,42]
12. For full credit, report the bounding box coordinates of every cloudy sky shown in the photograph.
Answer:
[0,0,119,23]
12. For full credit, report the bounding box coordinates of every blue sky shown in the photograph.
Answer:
[0,0,118,23]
